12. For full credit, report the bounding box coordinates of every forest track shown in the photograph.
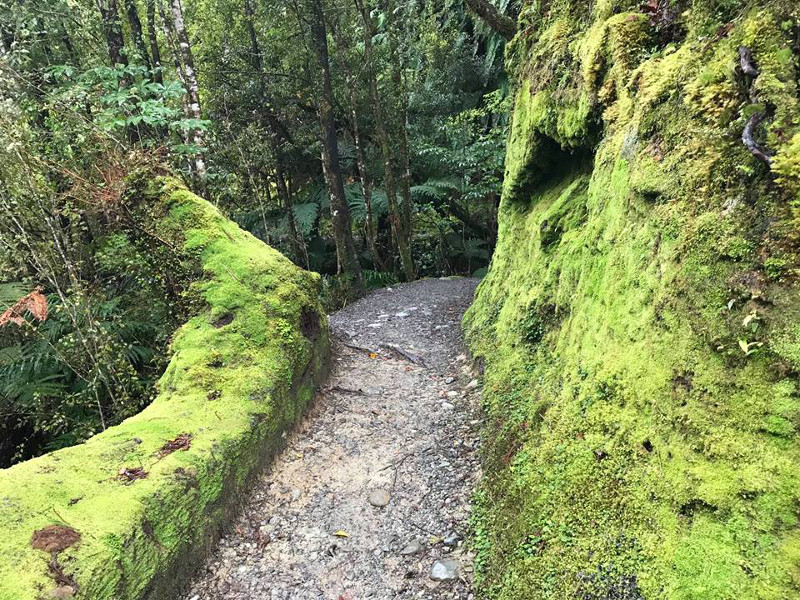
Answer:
[181,278,482,600]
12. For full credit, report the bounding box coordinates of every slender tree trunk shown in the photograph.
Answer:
[97,0,127,67]
[146,0,164,83]
[242,0,308,269]
[0,21,13,57]
[59,27,79,64]
[275,163,309,269]
[169,0,207,187]
[386,6,414,244]
[355,0,414,281]
[123,0,152,71]
[330,19,384,270]
[159,0,191,171]
[243,0,262,73]
[307,0,363,290]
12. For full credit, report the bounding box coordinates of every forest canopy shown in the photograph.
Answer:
[0,0,514,465]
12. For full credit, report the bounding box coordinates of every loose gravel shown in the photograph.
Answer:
[180,278,482,600]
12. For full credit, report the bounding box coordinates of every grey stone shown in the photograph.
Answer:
[430,558,459,581]
[400,539,423,555]
[368,489,391,507]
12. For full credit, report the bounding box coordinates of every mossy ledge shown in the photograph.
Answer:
[0,177,329,600]
[466,1,800,598]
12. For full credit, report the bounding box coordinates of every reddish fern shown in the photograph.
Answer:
[0,287,48,327]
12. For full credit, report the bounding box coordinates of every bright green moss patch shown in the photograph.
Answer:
[467,1,800,598]
[0,178,329,600]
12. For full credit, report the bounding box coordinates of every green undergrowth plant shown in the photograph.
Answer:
[0,176,329,600]
[466,1,800,598]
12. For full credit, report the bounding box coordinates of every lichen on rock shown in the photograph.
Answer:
[466,1,800,598]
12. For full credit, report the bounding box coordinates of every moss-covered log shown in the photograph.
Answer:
[466,1,800,598]
[0,178,329,600]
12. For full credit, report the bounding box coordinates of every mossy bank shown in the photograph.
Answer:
[465,1,800,598]
[0,178,329,600]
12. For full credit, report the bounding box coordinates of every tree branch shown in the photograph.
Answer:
[463,0,516,41]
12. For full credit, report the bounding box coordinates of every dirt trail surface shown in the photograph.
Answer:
[181,278,482,600]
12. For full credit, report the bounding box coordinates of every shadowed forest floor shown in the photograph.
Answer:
[181,278,482,599]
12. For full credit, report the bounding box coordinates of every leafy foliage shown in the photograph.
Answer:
[0,0,513,463]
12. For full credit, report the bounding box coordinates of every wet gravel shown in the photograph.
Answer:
[180,278,483,600]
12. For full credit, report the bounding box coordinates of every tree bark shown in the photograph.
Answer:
[242,0,308,269]
[355,0,414,281]
[146,0,164,83]
[385,4,414,244]
[97,0,128,67]
[275,161,309,269]
[123,0,152,72]
[330,17,384,271]
[307,0,363,290]
[463,0,516,40]
[158,0,187,111]
[169,0,207,187]
[159,0,191,171]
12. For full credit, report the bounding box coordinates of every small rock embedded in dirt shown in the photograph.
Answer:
[430,558,459,581]
[445,376,455,384]
[49,586,75,599]
[400,539,423,555]
[441,402,454,410]
[443,532,459,547]
[368,489,391,507]
[466,379,479,389]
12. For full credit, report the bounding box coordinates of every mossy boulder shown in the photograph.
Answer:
[466,1,800,598]
[0,178,329,600]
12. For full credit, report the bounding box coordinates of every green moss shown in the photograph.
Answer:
[0,178,329,600]
[467,2,800,598]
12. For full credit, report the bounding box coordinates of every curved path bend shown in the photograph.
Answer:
[181,278,482,600]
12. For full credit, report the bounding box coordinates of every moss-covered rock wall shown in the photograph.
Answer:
[0,178,329,600]
[465,1,800,598]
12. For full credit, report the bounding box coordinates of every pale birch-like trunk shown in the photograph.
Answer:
[169,0,207,186]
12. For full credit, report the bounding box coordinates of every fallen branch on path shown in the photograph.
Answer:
[381,343,426,366]
[341,341,380,355]
[328,385,366,395]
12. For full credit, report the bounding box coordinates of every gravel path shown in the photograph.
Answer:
[181,278,482,600]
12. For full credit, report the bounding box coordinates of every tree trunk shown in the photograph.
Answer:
[0,21,13,57]
[355,0,414,281]
[169,0,207,187]
[463,0,516,40]
[276,162,309,269]
[330,18,384,270]
[146,0,164,83]
[386,6,414,245]
[243,0,262,73]
[97,0,127,67]
[242,0,308,269]
[123,0,152,72]
[307,0,363,290]
[159,0,191,171]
